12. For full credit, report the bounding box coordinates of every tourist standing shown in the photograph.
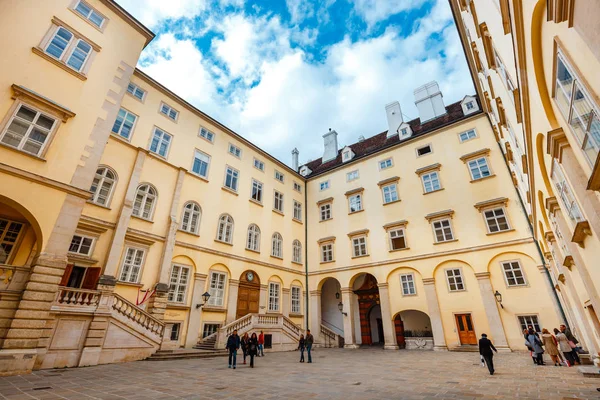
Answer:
[478,333,498,375]
[527,328,544,365]
[226,329,241,369]
[241,332,249,365]
[523,329,536,365]
[541,329,560,366]
[560,324,581,365]
[248,332,259,368]
[258,331,265,357]
[305,329,314,363]
[298,334,305,363]
[555,328,575,366]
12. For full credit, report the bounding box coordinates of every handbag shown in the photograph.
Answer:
[480,355,485,367]
[568,340,577,349]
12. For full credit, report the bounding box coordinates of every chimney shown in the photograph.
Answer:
[291,148,299,171]
[322,128,338,164]
[414,81,446,123]
[385,101,403,138]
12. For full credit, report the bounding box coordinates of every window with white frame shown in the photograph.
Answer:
[348,194,363,213]
[467,157,492,180]
[254,158,264,171]
[459,129,477,142]
[382,183,398,204]
[246,224,260,251]
[111,108,137,140]
[68,234,94,256]
[207,271,226,306]
[160,103,178,121]
[432,219,454,242]
[465,101,475,110]
[203,323,220,338]
[293,201,302,221]
[351,236,368,257]
[90,166,116,206]
[149,127,172,157]
[484,207,510,233]
[347,170,359,182]
[320,180,330,191]
[268,282,280,312]
[292,240,302,263]
[168,265,190,303]
[552,159,584,223]
[251,179,263,203]
[199,127,214,142]
[275,170,285,183]
[400,274,416,295]
[0,219,23,264]
[291,286,301,314]
[320,203,332,221]
[169,323,181,341]
[379,158,393,170]
[132,184,157,220]
[271,232,283,258]
[192,150,210,178]
[389,228,407,250]
[321,243,334,262]
[494,48,516,91]
[518,315,540,332]
[74,1,106,28]
[421,171,441,193]
[127,83,146,101]
[293,182,302,192]
[502,260,527,286]
[216,214,234,243]
[0,104,57,156]
[44,26,92,72]
[119,247,145,283]
[445,268,465,291]
[274,191,284,213]
[181,202,201,234]
[224,166,239,191]
[228,143,241,158]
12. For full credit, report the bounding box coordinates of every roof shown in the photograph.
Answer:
[301,96,481,178]
[102,0,155,48]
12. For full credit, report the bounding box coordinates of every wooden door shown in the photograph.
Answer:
[394,316,405,349]
[455,314,477,345]
[236,284,259,319]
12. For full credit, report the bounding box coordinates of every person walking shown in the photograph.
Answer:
[478,333,498,375]
[240,332,249,365]
[248,332,259,368]
[541,328,560,366]
[555,328,575,366]
[258,331,265,357]
[226,329,241,369]
[560,324,581,365]
[298,334,305,363]
[527,328,545,365]
[305,329,314,363]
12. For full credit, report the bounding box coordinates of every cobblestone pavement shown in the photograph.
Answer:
[1,348,598,400]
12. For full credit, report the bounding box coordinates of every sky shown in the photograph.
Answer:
[116,0,474,166]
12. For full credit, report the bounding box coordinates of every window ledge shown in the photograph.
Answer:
[0,142,47,162]
[116,281,143,288]
[202,306,227,313]
[423,188,445,195]
[320,260,335,265]
[214,239,233,246]
[270,255,283,260]
[249,198,263,207]
[131,215,154,223]
[351,254,370,259]
[486,228,515,236]
[110,132,132,144]
[32,47,87,81]
[245,247,261,254]
[221,186,239,196]
[401,293,418,297]
[291,261,303,266]
[292,218,303,225]
[272,209,284,216]
[319,218,333,223]
[188,171,209,183]
[470,174,496,183]
[289,313,304,318]
[389,247,410,253]
[383,199,401,206]
[434,239,459,245]
[348,209,365,215]
[67,253,99,265]
[167,303,190,310]
[177,229,200,237]
[86,200,111,210]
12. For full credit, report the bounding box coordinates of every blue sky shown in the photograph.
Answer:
[117,0,473,166]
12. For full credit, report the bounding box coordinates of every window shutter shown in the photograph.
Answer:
[81,267,101,289]
[59,264,74,286]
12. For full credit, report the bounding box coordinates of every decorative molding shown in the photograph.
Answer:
[347,229,369,237]
[425,209,455,221]
[545,196,560,215]
[546,128,569,161]
[571,221,592,248]
[586,151,600,191]
[474,272,491,279]
[544,231,556,243]
[460,148,491,163]
[562,255,574,270]
[377,176,400,186]
[344,187,364,196]
[317,236,336,244]
[78,214,115,233]
[125,228,165,246]
[473,197,509,211]
[51,16,102,51]
[383,220,408,230]
[557,273,566,284]
[11,84,76,122]
[422,278,435,285]
[316,197,334,205]
[415,163,441,176]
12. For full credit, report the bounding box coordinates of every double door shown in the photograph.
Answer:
[236,284,259,319]
[455,313,477,345]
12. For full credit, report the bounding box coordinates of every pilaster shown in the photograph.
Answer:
[474,272,509,351]
[78,281,116,366]
[377,283,398,350]
[340,288,358,348]
[259,284,268,314]
[309,290,321,343]
[422,278,447,351]
[282,288,291,318]
[225,279,240,324]
[185,273,208,348]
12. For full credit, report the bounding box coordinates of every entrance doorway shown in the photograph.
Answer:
[455,313,477,345]
[353,273,380,345]
[394,314,405,349]
[236,270,260,319]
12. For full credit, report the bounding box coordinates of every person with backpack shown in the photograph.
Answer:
[298,334,305,363]
[226,329,241,369]
[560,324,581,365]
[248,332,259,368]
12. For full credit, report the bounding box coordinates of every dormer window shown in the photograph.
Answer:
[343,151,351,161]
[461,95,480,115]
[341,146,354,163]
[299,166,311,177]
[399,123,412,139]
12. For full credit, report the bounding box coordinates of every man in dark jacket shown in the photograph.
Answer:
[226,329,241,369]
[305,329,314,363]
[560,324,581,364]
[478,333,498,375]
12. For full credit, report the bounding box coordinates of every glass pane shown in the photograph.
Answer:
[583,111,600,163]
[17,106,37,122]
[569,82,593,145]
[89,11,104,27]
[555,56,573,117]
[2,119,29,147]
[67,41,92,71]
[465,315,473,331]
[46,28,72,59]
[75,1,92,16]
[36,115,55,130]
[457,316,465,331]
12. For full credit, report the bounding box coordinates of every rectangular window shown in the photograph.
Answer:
[111,108,137,140]
[119,247,145,283]
[268,282,280,312]
[127,83,146,101]
[44,27,93,73]
[149,127,172,157]
[254,158,264,171]
[494,49,516,91]
[347,170,359,182]
[400,274,416,295]
[160,103,178,121]
[207,272,226,306]
[293,201,302,221]
[321,243,334,262]
[416,144,432,157]
[291,286,301,314]
[68,234,94,256]
[348,194,363,213]
[67,39,92,72]
[169,323,181,341]
[224,166,239,191]
[389,228,406,250]
[379,158,393,170]
[168,265,190,303]
[251,179,263,203]
[320,180,330,191]
[352,236,368,257]
[382,183,399,204]
[433,219,454,242]
[459,129,477,142]
[518,315,540,332]
[320,204,332,221]
[274,191,284,212]
[0,219,24,264]
[202,323,220,338]
[199,127,214,142]
[192,150,210,178]
[74,1,106,28]
[445,268,465,291]
[293,182,302,192]
[275,171,285,183]
[484,208,510,233]
[502,261,527,286]
[421,171,441,193]
[467,157,491,180]
[228,143,241,158]
[0,104,57,156]
[551,159,584,223]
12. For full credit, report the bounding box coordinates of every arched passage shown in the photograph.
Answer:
[319,277,343,337]
[351,273,379,346]
[0,194,43,266]
[394,310,433,349]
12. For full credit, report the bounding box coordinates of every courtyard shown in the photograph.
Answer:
[0,348,598,400]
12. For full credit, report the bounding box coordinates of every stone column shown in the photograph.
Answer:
[185,273,208,348]
[225,279,239,324]
[422,278,447,351]
[259,284,268,314]
[377,283,398,350]
[341,287,358,348]
[474,272,509,351]
[282,288,291,318]
[146,288,168,321]
[309,290,321,343]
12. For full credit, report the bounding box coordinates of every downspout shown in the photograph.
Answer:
[304,179,309,330]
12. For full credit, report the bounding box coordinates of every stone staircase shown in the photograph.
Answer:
[194,333,217,350]
[147,348,227,361]
[449,345,479,352]
[319,324,343,348]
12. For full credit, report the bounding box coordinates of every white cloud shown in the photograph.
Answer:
[350,0,428,28]
[115,0,207,27]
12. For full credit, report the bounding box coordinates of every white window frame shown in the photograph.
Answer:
[111,108,137,140]
[319,180,330,191]
[445,268,465,292]
[291,286,301,314]
[199,127,215,143]
[180,202,201,234]
[159,102,179,121]
[501,260,527,287]
[43,26,93,73]
[320,203,332,221]
[274,191,284,213]
[432,218,455,243]
[517,315,541,333]
[381,183,399,204]
[223,166,239,192]
[251,179,263,203]
[207,271,226,306]
[421,171,441,193]
[73,0,107,29]
[467,157,492,180]
[0,219,24,264]
[458,129,477,143]
[68,234,95,256]
[119,246,146,283]
[127,82,146,101]
[379,158,393,170]
[342,150,352,162]
[253,158,265,171]
[351,235,368,257]
[321,242,334,262]
[275,170,285,183]
[293,201,302,221]
[246,224,261,252]
[90,166,117,207]
[400,273,416,296]
[149,127,172,158]
[132,184,157,220]
[483,207,511,233]
[192,150,210,179]
[293,181,302,193]
[347,170,359,182]
[0,103,58,157]
[551,159,584,223]
[228,143,242,158]
[348,194,363,213]
[271,233,283,258]
[216,214,234,243]
[268,282,280,312]
[389,227,407,251]
[292,240,302,263]
[168,264,190,304]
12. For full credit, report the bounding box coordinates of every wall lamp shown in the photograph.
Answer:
[338,301,347,316]
[494,290,504,309]
[196,291,211,309]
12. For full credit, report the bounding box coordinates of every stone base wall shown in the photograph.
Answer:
[405,337,434,350]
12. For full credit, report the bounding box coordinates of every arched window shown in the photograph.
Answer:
[216,214,234,243]
[271,232,283,258]
[292,240,302,263]
[181,202,201,234]
[132,184,157,220]
[90,166,117,206]
[246,224,261,252]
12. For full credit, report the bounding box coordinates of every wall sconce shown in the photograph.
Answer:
[335,292,340,300]
[337,301,347,316]
[494,290,504,309]
[196,291,211,309]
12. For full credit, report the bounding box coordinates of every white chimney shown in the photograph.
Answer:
[291,148,299,171]
[322,129,338,164]
[385,101,403,138]
[414,81,446,123]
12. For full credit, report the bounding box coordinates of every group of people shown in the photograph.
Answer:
[225,329,314,369]
[524,324,582,367]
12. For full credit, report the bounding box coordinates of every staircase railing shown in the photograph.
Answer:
[320,324,340,348]
[112,293,165,337]
[282,315,301,338]
[222,313,253,337]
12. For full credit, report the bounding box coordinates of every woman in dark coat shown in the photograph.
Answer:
[298,334,305,363]
[240,333,249,365]
[248,332,259,368]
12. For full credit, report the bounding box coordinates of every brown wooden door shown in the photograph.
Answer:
[394,316,405,349]
[455,314,477,345]
[236,284,259,319]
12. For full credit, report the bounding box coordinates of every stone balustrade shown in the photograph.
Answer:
[55,287,100,307]
[112,293,165,337]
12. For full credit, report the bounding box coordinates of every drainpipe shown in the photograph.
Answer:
[304,179,309,330]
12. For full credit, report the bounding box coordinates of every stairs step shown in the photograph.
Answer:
[147,349,227,361]
[449,345,479,352]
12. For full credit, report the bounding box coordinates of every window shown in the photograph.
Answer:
[251,180,263,203]
[400,274,416,295]
[74,1,106,28]
[292,240,302,263]
[160,103,178,121]
[268,282,280,312]
[291,286,301,314]
[168,265,190,303]
[271,233,283,258]
[382,183,399,204]
[347,170,359,182]
[416,145,432,157]
[68,234,94,256]
[495,49,516,91]
[274,191,284,213]
[468,157,491,180]
[119,247,145,283]
[342,150,352,161]
[254,158,264,171]
[502,261,527,286]
[379,158,393,170]
[44,27,92,72]
[181,202,201,234]
[192,150,210,179]
[127,83,146,101]
[320,203,332,221]
[224,166,239,192]
[90,166,116,206]
[132,184,157,220]
[466,101,474,110]
[293,182,302,192]
[484,208,510,233]
[228,143,241,158]
[352,236,368,257]
[203,324,220,338]
[552,159,584,223]
[389,228,406,250]
[518,315,540,333]
[421,171,441,193]
[400,127,410,138]
[149,127,172,157]
[0,219,24,264]
[275,171,285,183]
[321,243,334,262]
[0,104,57,156]
[169,323,181,341]
[348,194,362,213]
[199,127,214,143]
[293,201,302,221]
[459,129,477,142]
[111,108,137,140]
[320,180,330,191]
[433,219,454,242]
[445,268,465,291]
[246,224,261,252]
[216,214,234,243]
[207,271,226,306]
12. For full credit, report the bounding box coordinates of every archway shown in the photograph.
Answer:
[368,304,383,344]
[0,195,43,267]
[320,277,343,338]
[352,273,379,346]
[237,270,260,319]
[395,310,433,349]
